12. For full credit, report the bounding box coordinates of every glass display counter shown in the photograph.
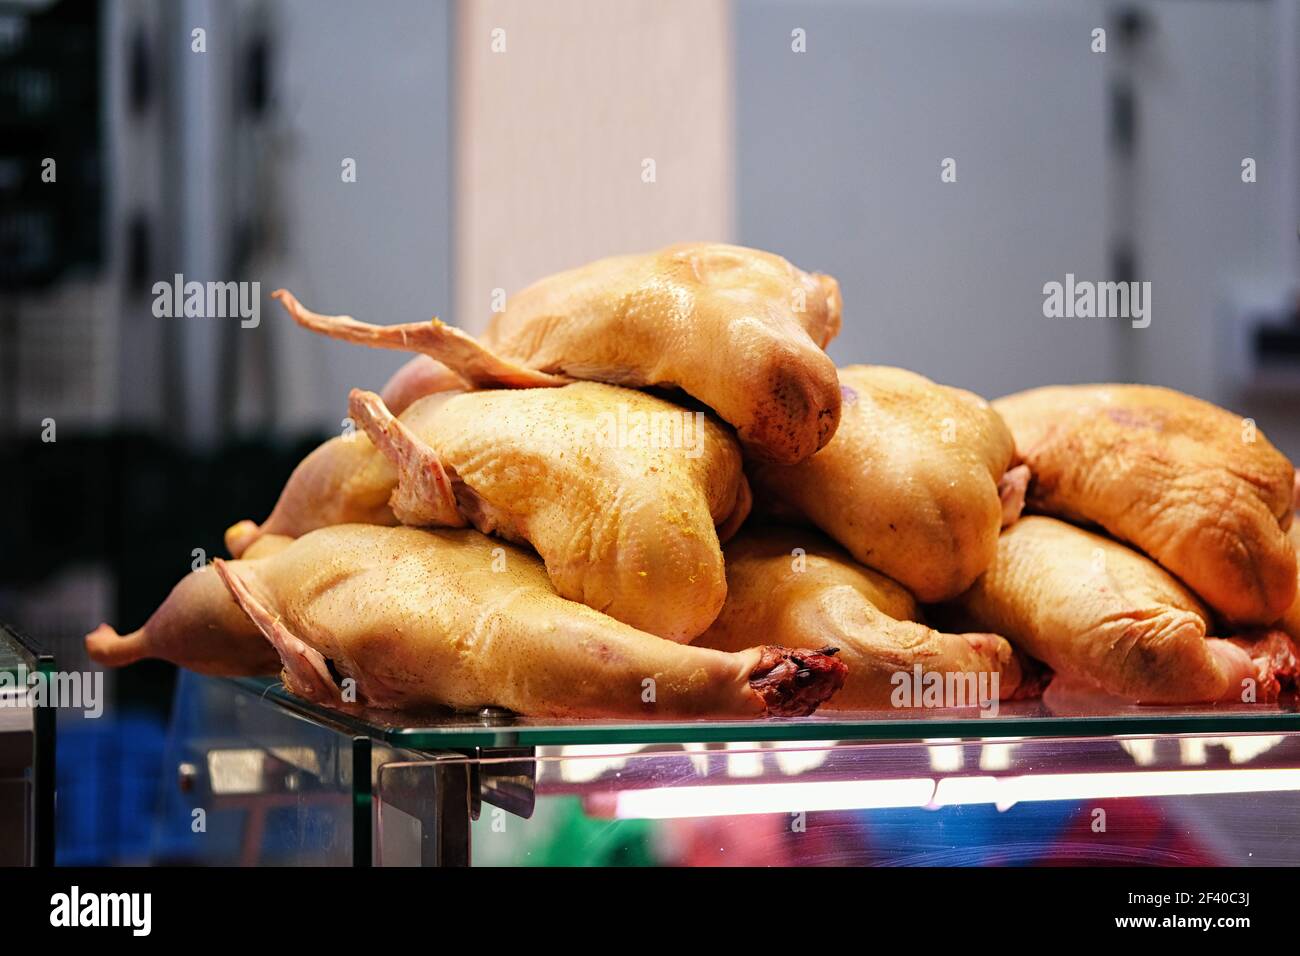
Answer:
[149,671,1300,866]
[0,625,55,866]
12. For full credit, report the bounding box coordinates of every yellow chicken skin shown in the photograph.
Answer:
[694,527,1037,709]
[87,526,847,719]
[995,384,1297,626]
[84,534,293,676]
[274,242,843,464]
[1280,522,1300,642]
[949,517,1300,704]
[229,382,750,643]
[747,366,1021,602]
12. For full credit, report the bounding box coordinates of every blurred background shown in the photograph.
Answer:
[1,0,1297,862]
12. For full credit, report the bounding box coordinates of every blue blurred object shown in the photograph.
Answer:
[55,713,167,865]
[854,803,1081,866]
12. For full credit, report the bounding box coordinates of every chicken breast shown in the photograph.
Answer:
[231,382,749,643]
[748,365,1021,602]
[87,525,847,719]
[274,242,843,463]
[995,384,1297,625]
[948,516,1299,704]
[694,526,1039,709]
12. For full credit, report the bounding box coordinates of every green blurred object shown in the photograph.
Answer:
[473,796,659,867]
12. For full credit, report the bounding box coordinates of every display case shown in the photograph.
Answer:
[151,671,1300,866]
[0,626,55,866]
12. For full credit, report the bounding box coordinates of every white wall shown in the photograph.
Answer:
[453,0,733,334]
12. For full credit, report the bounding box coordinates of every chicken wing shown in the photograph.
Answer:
[747,366,1019,602]
[87,525,847,719]
[948,516,1299,704]
[274,242,843,463]
[995,384,1297,625]
[230,382,749,642]
[693,526,1039,709]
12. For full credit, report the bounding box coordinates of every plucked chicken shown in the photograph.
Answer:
[274,242,844,463]
[748,365,1024,602]
[1280,521,1300,643]
[694,526,1040,709]
[229,382,750,642]
[948,516,1300,704]
[87,525,847,718]
[994,384,1297,625]
[85,533,293,677]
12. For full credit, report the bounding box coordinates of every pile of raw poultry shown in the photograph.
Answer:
[87,243,1300,719]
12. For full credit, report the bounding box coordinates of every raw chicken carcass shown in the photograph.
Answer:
[948,516,1300,704]
[84,534,293,676]
[694,526,1041,709]
[995,384,1297,625]
[87,525,847,719]
[230,382,750,642]
[274,242,844,463]
[379,356,464,416]
[748,365,1023,602]
[1280,521,1300,642]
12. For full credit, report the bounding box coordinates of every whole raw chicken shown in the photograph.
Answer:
[86,525,847,719]
[694,526,1040,709]
[748,365,1026,602]
[229,382,750,643]
[1281,521,1300,642]
[948,516,1299,704]
[995,384,1297,625]
[274,242,844,463]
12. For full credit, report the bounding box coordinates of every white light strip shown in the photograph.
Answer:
[613,769,1300,820]
[615,778,937,819]
[961,768,1300,810]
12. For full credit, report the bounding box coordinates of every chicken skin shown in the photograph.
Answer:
[230,382,750,643]
[949,516,1300,704]
[274,242,843,463]
[1280,521,1300,643]
[87,525,847,719]
[84,534,293,677]
[748,366,1022,602]
[995,384,1297,625]
[694,526,1039,709]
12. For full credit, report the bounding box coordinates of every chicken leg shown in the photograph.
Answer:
[87,525,847,719]
[231,382,750,642]
[994,384,1297,625]
[693,526,1041,709]
[947,516,1300,704]
[275,242,844,463]
[748,365,1020,602]
[84,533,293,676]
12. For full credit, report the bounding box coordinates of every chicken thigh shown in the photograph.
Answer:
[995,384,1297,625]
[230,382,750,642]
[87,525,847,719]
[948,516,1299,704]
[748,365,1021,602]
[694,526,1039,709]
[274,242,844,463]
